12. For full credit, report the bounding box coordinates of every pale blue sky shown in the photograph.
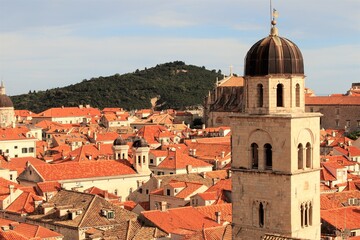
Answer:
[0,0,359,96]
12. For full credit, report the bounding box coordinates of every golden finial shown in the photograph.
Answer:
[270,7,279,36]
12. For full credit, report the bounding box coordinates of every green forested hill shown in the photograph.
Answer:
[11,61,222,113]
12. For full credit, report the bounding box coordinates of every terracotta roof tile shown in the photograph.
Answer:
[306,95,360,105]
[141,206,221,234]
[23,160,136,181]
[321,206,360,230]
[157,150,212,170]
[6,191,43,214]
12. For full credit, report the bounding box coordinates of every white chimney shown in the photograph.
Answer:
[215,211,221,224]
[160,201,167,211]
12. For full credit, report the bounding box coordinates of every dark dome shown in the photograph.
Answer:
[133,138,149,148]
[0,95,14,108]
[244,28,304,76]
[113,137,127,146]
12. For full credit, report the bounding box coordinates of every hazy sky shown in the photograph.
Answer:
[0,0,359,96]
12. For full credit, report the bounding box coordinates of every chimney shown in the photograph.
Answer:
[104,191,109,200]
[192,149,196,157]
[9,185,14,201]
[97,142,101,151]
[94,132,97,141]
[79,105,83,109]
[215,211,221,224]
[156,178,162,189]
[202,124,206,130]
[227,169,232,178]
[186,164,192,174]
[12,122,15,128]
[212,178,219,186]
[221,151,225,158]
[160,201,167,211]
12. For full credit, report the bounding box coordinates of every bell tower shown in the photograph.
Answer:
[231,12,321,239]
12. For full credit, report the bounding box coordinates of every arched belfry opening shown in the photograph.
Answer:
[259,202,265,228]
[257,84,263,107]
[264,143,272,169]
[251,143,259,169]
[298,143,303,169]
[306,142,312,168]
[276,83,284,107]
[295,83,300,107]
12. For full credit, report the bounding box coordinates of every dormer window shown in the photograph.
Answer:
[101,209,115,219]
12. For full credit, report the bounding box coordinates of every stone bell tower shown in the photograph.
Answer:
[231,12,321,240]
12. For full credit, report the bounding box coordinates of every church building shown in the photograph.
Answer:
[231,14,322,239]
[0,82,15,128]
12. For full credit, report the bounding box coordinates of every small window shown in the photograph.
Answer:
[298,144,304,170]
[150,159,154,164]
[264,144,272,169]
[9,175,13,180]
[276,83,284,107]
[336,120,340,127]
[295,83,300,107]
[139,188,143,194]
[15,155,18,157]
[146,189,149,195]
[166,189,171,196]
[22,148,28,153]
[251,143,259,169]
[346,120,351,127]
[14,146,18,149]
[257,84,263,107]
[29,147,34,153]
[259,202,265,228]
[336,108,340,115]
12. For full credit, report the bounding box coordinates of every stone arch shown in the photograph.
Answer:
[248,129,273,169]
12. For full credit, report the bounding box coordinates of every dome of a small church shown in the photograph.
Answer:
[133,138,149,148]
[0,95,13,108]
[113,136,127,146]
[244,24,304,76]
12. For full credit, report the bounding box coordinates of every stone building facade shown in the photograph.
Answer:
[204,75,245,127]
[231,18,321,239]
[305,91,360,133]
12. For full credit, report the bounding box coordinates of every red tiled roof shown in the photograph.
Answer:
[36,106,101,118]
[306,95,360,105]
[0,221,63,239]
[197,191,218,201]
[84,186,119,200]
[14,110,34,117]
[195,203,232,223]
[206,179,232,192]
[0,126,35,141]
[321,206,360,230]
[0,156,47,175]
[28,160,136,181]
[141,206,221,234]
[36,181,61,193]
[320,167,337,181]
[6,191,42,214]
[157,150,212,170]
